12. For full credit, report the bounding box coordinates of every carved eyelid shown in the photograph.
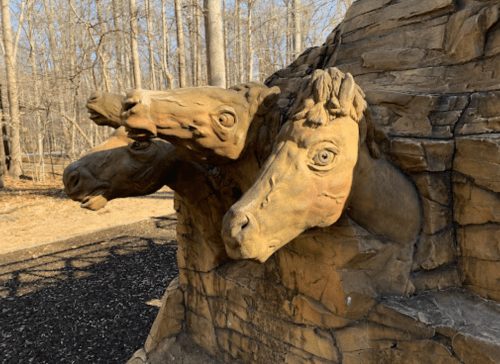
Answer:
[309,141,339,154]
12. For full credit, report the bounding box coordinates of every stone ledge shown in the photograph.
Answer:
[374,289,500,363]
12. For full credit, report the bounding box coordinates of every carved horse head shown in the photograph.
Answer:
[222,68,422,262]
[120,83,280,165]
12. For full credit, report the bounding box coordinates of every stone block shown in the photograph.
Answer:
[342,345,461,364]
[446,10,487,63]
[184,288,212,321]
[454,135,500,193]
[368,304,435,339]
[277,246,377,319]
[342,0,453,39]
[338,22,446,62]
[334,323,412,353]
[460,257,500,294]
[421,197,452,235]
[366,91,435,137]
[452,332,500,364]
[457,224,500,261]
[283,294,352,329]
[186,311,218,356]
[453,176,500,226]
[485,27,500,57]
[362,48,426,71]
[144,277,185,354]
[344,0,391,20]
[411,266,460,292]
[389,138,454,172]
[244,309,340,362]
[456,92,500,135]
[411,172,451,206]
[412,229,456,271]
[381,290,500,344]
[466,285,500,303]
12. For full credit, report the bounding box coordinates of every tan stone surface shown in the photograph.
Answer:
[452,333,500,364]
[453,176,500,226]
[457,224,500,261]
[144,277,184,354]
[76,0,500,362]
[454,135,500,193]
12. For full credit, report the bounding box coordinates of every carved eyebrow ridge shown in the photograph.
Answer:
[150,96,188,107]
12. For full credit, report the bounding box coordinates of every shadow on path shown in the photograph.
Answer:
[0,222,178,364]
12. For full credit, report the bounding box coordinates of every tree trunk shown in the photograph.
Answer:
[222,0,229,86]
[188,0,196,86]
[204,0,226,87]
[146,0,157,90]
[175,0,187,88]
[195,0,202,86]
[246,0,253,82]
[161,0,174,89]
[292,0,301,59]
[1,0,22,178]
[129,0,142,88]
[236,0,243,82]
[112,0,125,91]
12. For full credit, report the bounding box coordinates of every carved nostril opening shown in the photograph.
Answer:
[66,171,81,192]
[88,91,101,102]
[122,101,137,112]
[231,214,251,238]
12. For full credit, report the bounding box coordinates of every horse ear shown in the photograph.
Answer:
[364,108,381,159]
[261,86,281,110]
[230,82,281,115]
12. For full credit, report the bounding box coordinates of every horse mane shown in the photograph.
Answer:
[288,67,381,159]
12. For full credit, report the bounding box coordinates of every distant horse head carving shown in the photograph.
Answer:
[120,83,280,165]
[222,68,421,262]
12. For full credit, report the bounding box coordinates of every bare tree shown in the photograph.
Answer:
[292,0,301,58]
[1,0,22,178]
[161,0,174,89]
[204,0,226,87]
[129,0,142,88]
[175,0,187,87]
[246,0,254,81]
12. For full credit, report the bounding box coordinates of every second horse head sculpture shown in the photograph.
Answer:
[222,68,422,262]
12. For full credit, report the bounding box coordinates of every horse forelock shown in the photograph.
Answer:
[287,67,381,159]
[290,68,367,127]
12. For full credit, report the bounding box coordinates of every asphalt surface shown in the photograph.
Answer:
[0,218,179,364]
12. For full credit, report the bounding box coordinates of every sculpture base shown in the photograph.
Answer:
[129,268,500,364]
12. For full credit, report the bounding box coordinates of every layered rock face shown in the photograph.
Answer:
[129,0,500,363]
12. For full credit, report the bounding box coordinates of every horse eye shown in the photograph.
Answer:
[131,141,151,150]
[312,149,335,166]
[217,113,235,128]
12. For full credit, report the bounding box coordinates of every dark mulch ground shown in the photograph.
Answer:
[0,236,178,364]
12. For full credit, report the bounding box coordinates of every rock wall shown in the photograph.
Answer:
[269,0,500,300]
[129,0,500,363]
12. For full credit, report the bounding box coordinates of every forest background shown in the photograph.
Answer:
[0,0,352,185]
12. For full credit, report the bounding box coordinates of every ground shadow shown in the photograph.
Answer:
[0,236,178,364]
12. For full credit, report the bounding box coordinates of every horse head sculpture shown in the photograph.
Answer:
[120,83,280,166]
[222,68,422,262]
[64,92,186,210]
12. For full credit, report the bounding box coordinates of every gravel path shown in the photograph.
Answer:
[0,217,179,364]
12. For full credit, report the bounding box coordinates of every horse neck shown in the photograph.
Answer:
[346,143,422,246]
[220,111,280,193]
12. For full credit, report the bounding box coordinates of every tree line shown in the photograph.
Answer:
[0,0,352,186]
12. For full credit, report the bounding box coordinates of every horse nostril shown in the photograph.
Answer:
[122,101,137,112]
[88,91,102,102]
[231,214,251,237]
[65,170,81,192]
